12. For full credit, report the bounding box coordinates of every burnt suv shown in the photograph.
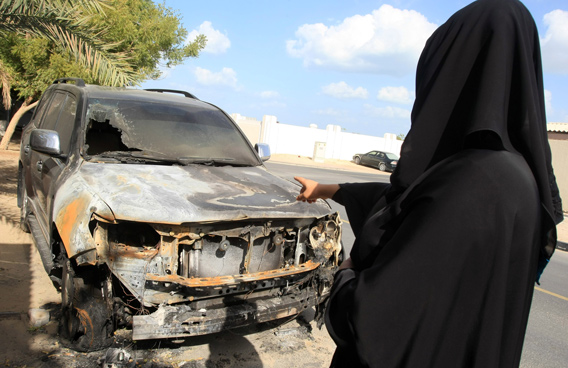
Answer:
[18,78,342,351]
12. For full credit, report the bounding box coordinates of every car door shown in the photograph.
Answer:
[361,151,378,166]
[21,88,54,199]
[43,94,77,224]
[29,92,75,237]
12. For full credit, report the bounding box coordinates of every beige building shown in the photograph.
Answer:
[548,123,568,213]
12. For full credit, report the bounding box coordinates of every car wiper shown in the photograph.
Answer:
[177,157,240,166]
[130,151,180,164]
[130,153,233,166]
[90,151,250,167]
[90,151,173,164]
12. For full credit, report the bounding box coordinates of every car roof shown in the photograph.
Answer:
[50,82,216,111]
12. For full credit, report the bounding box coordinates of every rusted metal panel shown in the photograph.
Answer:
[132,286,326,340]
[145,260,320,288]
[101,214,341,307]
[52,178,112,264]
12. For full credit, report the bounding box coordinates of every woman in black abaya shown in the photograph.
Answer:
[295,0,563,367]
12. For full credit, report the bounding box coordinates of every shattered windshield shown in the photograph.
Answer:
[84,98,260,166]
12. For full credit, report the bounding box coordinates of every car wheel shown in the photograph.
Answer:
[378,162,387,171]
[59,258,113,352]
[18,172,30,233]
[354,156,361,165]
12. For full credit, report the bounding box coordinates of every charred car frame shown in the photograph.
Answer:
[18,79,342,351]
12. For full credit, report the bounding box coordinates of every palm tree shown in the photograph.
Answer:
[0,0,137,149]
[0,0,136,87]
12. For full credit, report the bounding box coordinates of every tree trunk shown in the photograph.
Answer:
[0,98,38,150]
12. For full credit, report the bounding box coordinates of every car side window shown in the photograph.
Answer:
[369,151,378,156]
[39,92,66,130]
[30,89,54,127]
[378,153,385,158]
[54,95,77,155]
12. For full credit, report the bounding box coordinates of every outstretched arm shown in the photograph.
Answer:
[294,176,340,203]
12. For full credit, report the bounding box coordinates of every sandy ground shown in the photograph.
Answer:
[1,139,567,367]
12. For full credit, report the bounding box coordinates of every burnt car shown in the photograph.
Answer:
[18,78,342,351]
[353,150,399,172]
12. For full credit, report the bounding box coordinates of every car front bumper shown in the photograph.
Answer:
[132,284,327,340]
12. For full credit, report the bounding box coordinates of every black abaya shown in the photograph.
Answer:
[327,150,541,367]
[324,0,562,367]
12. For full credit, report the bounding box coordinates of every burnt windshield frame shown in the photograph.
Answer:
[83,98,261,166]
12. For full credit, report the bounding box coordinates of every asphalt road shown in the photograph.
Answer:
[265,160,568,368]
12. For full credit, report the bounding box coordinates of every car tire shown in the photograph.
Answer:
[18,172,30,233]
[59,258,113,352]
[378,162,387,171]
[354,156,361,165]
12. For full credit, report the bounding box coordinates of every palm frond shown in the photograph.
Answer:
[0,59,13,110]
[45,23,137,86]
[0,0,139,86]
[0,0,109,15]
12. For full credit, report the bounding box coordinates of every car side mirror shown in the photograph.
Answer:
[30,129,61,156]
[255,143,271,162]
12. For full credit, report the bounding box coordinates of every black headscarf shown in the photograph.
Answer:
[388,0,562,259]
[346,0,562,273]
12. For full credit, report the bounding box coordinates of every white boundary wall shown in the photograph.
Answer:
[231,113,403,161]
[549,139,568,213]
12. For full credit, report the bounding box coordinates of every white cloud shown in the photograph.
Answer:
[259,101,287,108]
[322,81,368,99]
[541,10,568,74]
[187,21,231,54]
[377,86,414,104]
[260,90,280,99]
[286,4,437,76]
[194,67,238,88]
[314,108,342,116]
[364,104,411,119]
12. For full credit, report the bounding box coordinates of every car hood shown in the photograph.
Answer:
[76,162,330,223]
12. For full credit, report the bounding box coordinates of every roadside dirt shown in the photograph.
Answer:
[0,147,339,368]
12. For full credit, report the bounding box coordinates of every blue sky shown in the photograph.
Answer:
[142,0,568,138]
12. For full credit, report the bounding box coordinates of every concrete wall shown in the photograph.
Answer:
[233,114,403,162]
